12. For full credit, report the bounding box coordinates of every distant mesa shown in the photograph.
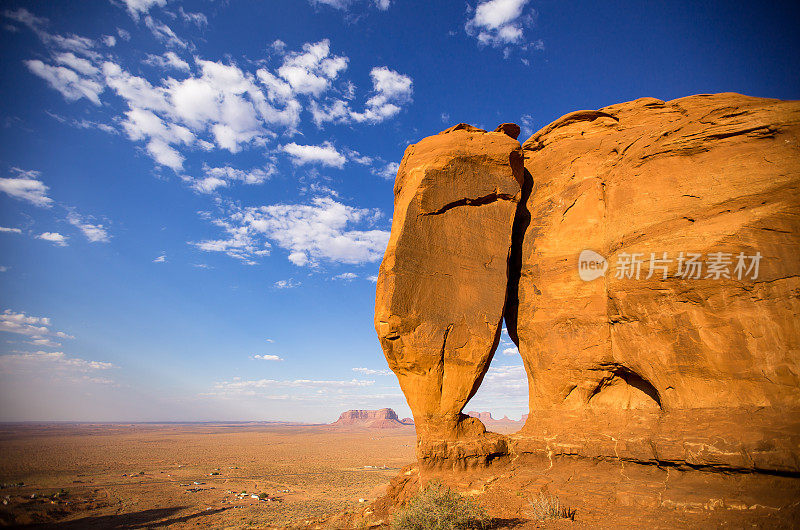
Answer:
[467,411,525,433]
[331,408,413,429]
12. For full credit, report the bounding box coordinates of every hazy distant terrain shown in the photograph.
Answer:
[0,423,415,527]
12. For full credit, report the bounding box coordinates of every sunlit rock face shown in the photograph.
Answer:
[376,94,800,472]
[374,123,524,466]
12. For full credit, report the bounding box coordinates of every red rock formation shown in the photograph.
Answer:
[511,93,800,472]
[375,93,800,473]
[331,408,408,429]
[374,123,524,465]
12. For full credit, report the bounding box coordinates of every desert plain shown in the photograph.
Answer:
[0,422,415,528]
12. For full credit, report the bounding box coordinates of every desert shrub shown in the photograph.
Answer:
[392,481,488,530]
[528,492,575,521]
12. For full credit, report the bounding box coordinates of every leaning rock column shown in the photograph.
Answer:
[375,123,523,467]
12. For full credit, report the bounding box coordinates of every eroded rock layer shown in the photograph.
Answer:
[374,124,524,465]
[377,93,800,473]
[511,93,800,471]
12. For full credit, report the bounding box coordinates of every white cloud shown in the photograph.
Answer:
[102,35,116,47]
[283,142,346,168]
[0,227,22,234]
[193,197,389,267]
[520,113,535,140]
[275,39,347,97]
[465,0,535,48]
[502,346,519,356]
[117,28,131,41]
[54,52,99,76]
[38,232,68,246]
[274,279,300,289]
[252,354,283,361]
[0,351,113,374]
[333,272,358,281]
[0,168,53,207]
[143,51,190,72]
[117,0,167,20]
[186,163,275,193]
[4,8,100,59]
[120,107,194,170]
[367,275,378,283]
[0,309,74,340]
[353,367,391,376]
[352,66,412,122]
[308,0,391,11]
[67,212,110,243]
[373,161,400,180]
[178,7,207,27]
[25,60,103,104]
[314,66,413,125]
[144,16,188,49]
[153,254,166,263]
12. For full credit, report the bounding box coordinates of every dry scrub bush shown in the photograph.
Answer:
[392,481,489,529]
[528,492,576,521]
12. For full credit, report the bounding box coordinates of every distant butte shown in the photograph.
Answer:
[330,408,413,429]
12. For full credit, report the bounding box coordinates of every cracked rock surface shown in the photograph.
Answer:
[376,93,800,473]
[374,123,523,456]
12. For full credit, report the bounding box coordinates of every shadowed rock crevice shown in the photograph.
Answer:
[421,192,517,216]
[503,168,533,346]
[586,363,663,410]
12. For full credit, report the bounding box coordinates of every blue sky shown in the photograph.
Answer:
[0,0,797,423]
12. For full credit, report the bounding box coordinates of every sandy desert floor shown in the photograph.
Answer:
[0,423,415,528]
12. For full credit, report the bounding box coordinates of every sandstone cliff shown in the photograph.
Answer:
[375,93,800,473]
[374,123,524,464]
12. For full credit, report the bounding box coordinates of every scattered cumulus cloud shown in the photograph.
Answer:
[373,161,399,180]
[116,0,167,21]
[283,142,346,168]
[144,16,188,49]
[9,13,412,175]
[0,309,74,340]
[143,51,191,72]
[193,197,389,267]
[153,254,167,263]
[274,279,300,289]
[465,0,539,50]
[178,7,208,27]
[502,346,519,356]
[67,211,110,243]
[0,168,54,207]
[0,350,114,373]
[309,0,392,11]
[0,227,22,234]
[252,354,283,361]
[38,232,68,246]
[310,66,413,126]
[333,272,358,281]
[185,164,275,194]
[25,59,104,104]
